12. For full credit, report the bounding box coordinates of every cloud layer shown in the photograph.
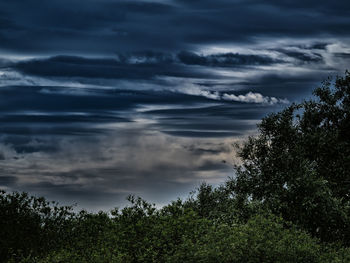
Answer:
[0,0,350,210]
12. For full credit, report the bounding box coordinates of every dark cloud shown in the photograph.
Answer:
[236,73,334,99]
[0,125,110,136]
[0,0,349,54]
[0,114,130,124]
[0,85,212,114]
[143,104,274,120]
[0,58,12,68]
[0,86,135,112]
[153,115,258,138]
[256,0,350,16]
[276,50,323,63]
[308,43,330,50]
[12,55,214,80]
[334,53,350,59]
[115,2,175,15]
[184,145,228,155]
[0,176,17,186]
[177,51,278,67]
[163,130,240,138]
[195,160,229,172]
[10,51,285,81]
[9,143,58,155]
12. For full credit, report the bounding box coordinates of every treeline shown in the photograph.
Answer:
[1,72,350,262]
[1,190,349,263]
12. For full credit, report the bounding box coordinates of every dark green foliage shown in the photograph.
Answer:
[232,72,350,244]
[1,190,350,263]
[164,214,324,263]
[0,191,74,262]
[1,72,350,262]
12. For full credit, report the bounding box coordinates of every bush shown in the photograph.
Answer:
[0,191,74,262]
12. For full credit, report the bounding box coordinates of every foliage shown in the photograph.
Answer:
[231,72,350,244]
[1,190,349,263]
[0,191,74,262]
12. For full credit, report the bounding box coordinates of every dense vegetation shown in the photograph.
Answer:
[1,72,350,262]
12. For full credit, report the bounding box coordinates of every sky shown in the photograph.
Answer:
[0,0,350,211]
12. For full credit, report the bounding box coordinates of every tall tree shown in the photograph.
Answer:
[232,72,350,244]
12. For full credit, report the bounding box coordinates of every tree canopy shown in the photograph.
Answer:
[232,71,350,243]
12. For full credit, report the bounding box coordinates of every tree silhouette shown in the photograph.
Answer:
[232,71,350,244]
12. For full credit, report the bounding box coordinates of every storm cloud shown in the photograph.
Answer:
[0,0,349,54]
[0,0,349,210]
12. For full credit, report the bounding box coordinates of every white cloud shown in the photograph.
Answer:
[222,91,289,105]
[181,85,221,100]
[178,84,288,105]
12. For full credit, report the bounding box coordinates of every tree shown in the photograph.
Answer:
[0,191,74,262]
[231,72,350,244]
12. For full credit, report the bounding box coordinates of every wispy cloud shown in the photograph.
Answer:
[180,85,288,105]
[222,92,289,105]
